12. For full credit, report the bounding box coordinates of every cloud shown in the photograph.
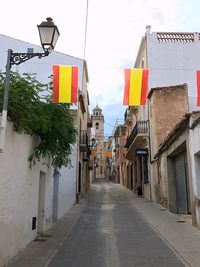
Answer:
[87,0,200,134]
[1,0,200,137]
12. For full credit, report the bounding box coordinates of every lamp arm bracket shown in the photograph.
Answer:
[10,51,49,67]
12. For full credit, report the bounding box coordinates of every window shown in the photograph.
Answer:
[95,122,99,130]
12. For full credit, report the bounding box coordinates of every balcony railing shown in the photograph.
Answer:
[125,120,148,149]
[79,130,89,151]
[82,150,90,161]
[79,130,90,161]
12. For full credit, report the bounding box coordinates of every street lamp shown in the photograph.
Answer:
[0,17,60,152]
[91,137,96,148]
[38,17,60,53]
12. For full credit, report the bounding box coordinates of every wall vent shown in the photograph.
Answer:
[157,32,195,43]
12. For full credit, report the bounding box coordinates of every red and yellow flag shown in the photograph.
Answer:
[106,149,112,158]
[90,149,97,157]
[123,68,149,106]
[196,71,200,106]
[52,65,78,103]
[123,148,128,157]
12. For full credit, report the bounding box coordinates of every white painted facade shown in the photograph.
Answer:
[57,147,77,219]
[0,121,53,265]
[0,34,85,88]
[0,35,87,266]
[189,119,200,228]
[146,31,200,109]
[0,122,78,266]
[135,28,200,123]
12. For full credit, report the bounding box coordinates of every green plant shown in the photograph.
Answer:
[0,71,77,170]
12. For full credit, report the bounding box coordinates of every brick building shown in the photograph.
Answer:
[148,84,189,204]
[148,83,189,157]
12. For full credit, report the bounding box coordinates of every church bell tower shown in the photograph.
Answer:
[91,105,105,179]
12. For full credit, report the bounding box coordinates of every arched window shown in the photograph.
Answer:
[95,122,99,130]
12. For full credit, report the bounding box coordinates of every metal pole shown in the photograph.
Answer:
[0,49,12,152]
[83,0,89,60]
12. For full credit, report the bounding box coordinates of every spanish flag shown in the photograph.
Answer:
[52,65,78,103]
[90,149,97,157]
[196,71,200,106]
[123,68,149,106]
[106,149,112,158]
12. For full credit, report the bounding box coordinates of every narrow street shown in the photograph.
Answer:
[47,180,183,267]
[2,3,200,267]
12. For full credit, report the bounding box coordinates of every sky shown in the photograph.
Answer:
[1,0,200,136]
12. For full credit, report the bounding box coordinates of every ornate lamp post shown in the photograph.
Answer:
[0,17,60,152]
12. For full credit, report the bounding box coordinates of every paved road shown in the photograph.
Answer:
[48,180,184,267]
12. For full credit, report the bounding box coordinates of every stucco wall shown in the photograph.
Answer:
[189,121,200,228]
[0,34,86,265]
[0,120,77,266]
[0,34,84,91]
[57,145,77,219]
[0,121,53,266]
[146,32,200,111]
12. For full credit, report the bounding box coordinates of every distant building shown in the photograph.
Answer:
[113,124,127,185]
[91,105,106,179]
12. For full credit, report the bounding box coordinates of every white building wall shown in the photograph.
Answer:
[0,120,78,266]
[146,31,200,111]
[0,121,53,266]
[0,35,82,265]
[57,145,77,219]
[189,122,200,228]
[0,34,84,91]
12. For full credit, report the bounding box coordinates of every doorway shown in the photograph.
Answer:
[130,164,133,189]
[143,155,148,184]
[195,152,200,198]
[52,171,60,222]
[78,162,82,194]
[37,171,46,234]
[174,153,190,214]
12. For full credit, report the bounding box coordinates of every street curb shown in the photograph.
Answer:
[43,199,88,267]
[129,196,191,267]
[5,198,88,267]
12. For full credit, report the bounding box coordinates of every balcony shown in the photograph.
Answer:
[125,120,148,149]
[79,130,89,152]
[82,150,90,162]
